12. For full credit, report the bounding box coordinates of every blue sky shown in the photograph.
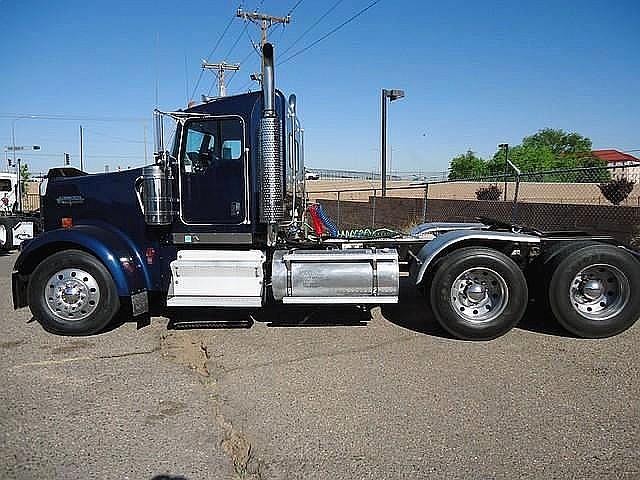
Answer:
[1,0,638,175]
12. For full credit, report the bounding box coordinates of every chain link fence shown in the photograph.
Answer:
[23,193,40,212]
[308,165,640,246]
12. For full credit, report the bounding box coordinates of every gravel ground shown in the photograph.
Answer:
[1,251,638,479]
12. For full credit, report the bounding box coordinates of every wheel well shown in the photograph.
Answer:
[19,242,106,276]
[415,239,530,288]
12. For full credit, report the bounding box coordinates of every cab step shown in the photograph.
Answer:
[167,319,253,330]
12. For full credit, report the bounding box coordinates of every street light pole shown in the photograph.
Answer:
[381,89,405,197]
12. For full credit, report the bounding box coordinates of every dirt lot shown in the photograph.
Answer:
[1,250,639,479]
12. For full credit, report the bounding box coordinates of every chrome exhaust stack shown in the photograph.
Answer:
[259,43,283,244]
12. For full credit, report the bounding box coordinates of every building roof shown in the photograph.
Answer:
[592,149,640,164]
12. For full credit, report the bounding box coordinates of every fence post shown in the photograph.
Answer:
[371,194,376,227]
[336,190,340,230]
[511,172,521,225]
[422,183,429,222]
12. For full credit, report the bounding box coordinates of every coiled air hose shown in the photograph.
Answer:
[308,204,325,236]
[307,203,404,239]
[315,203,338,237]
[337,228,404,239]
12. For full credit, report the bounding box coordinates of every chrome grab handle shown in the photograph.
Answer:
[134,176,144,214]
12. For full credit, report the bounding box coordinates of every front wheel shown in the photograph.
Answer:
[28,250,120,335]
[429,247,529,340]
[548,244,640,338]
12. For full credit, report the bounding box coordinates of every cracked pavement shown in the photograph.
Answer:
[1,251,639,479]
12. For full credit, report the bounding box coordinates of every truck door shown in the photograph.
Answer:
[178,116,248,225]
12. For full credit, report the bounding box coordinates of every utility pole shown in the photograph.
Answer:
[79,125,84,171]
[236,8,291,49]
[202,61,240,97]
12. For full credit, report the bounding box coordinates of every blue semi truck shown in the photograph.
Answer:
[11,44,640,340]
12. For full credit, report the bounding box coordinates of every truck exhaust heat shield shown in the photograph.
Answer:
[259,116,283,223]
[259,43,283,224]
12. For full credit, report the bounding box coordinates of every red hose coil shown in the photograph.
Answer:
[308,204,324,236]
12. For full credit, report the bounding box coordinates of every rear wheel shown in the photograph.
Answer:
[0,218,14,251]
[548,244,640,338]
[28,250,120,335]
[429,247,528,340]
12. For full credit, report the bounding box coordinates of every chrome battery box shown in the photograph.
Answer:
[272,248,399,304]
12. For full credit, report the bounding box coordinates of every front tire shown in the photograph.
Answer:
[429,247,528,340]
[548,244,640,338]
[28,250,120,335]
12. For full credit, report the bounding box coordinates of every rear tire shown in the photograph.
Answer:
[429,247,528,340]
[28,250,120,335]
[0,218,14,251]
[547,244,640,338]
[529,240,598,304]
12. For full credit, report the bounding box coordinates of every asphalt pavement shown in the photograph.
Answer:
[1,251,638,479]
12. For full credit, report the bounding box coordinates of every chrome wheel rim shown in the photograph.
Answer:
[44,268,100,321]
[569,264,629,321]
[450,267,508,323]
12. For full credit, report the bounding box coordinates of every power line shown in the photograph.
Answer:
[226,48,259,89]
[236,7,289,49]
[224,20,251,60]
[82,127,148,144]
[280,0,345,57]
[224,0,266,60]
[190,12,237,100]
[279,0,383,66]
[0,113,147,122]
[7,151,144,159]
[287,0,304,16]
[202,62,240,97]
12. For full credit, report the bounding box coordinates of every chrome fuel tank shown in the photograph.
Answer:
[138,164,173,226]
[272,248,399,304]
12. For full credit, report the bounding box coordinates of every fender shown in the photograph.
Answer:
[14,221,151,297]
[412,229,541,285]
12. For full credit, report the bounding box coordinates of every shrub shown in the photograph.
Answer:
[475,184,503,201]
[598,177,636,206]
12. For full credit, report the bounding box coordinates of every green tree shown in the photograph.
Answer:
[487,143,556,175]
[522,128,592,156]
[448,150,488,180]
[491,128,609,182]
[20,163,30,194]
[520,128,607,174]
[447,128,610,182]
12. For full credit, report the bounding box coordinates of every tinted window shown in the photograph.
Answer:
[0,179,11,192]
[180,118,245,224]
